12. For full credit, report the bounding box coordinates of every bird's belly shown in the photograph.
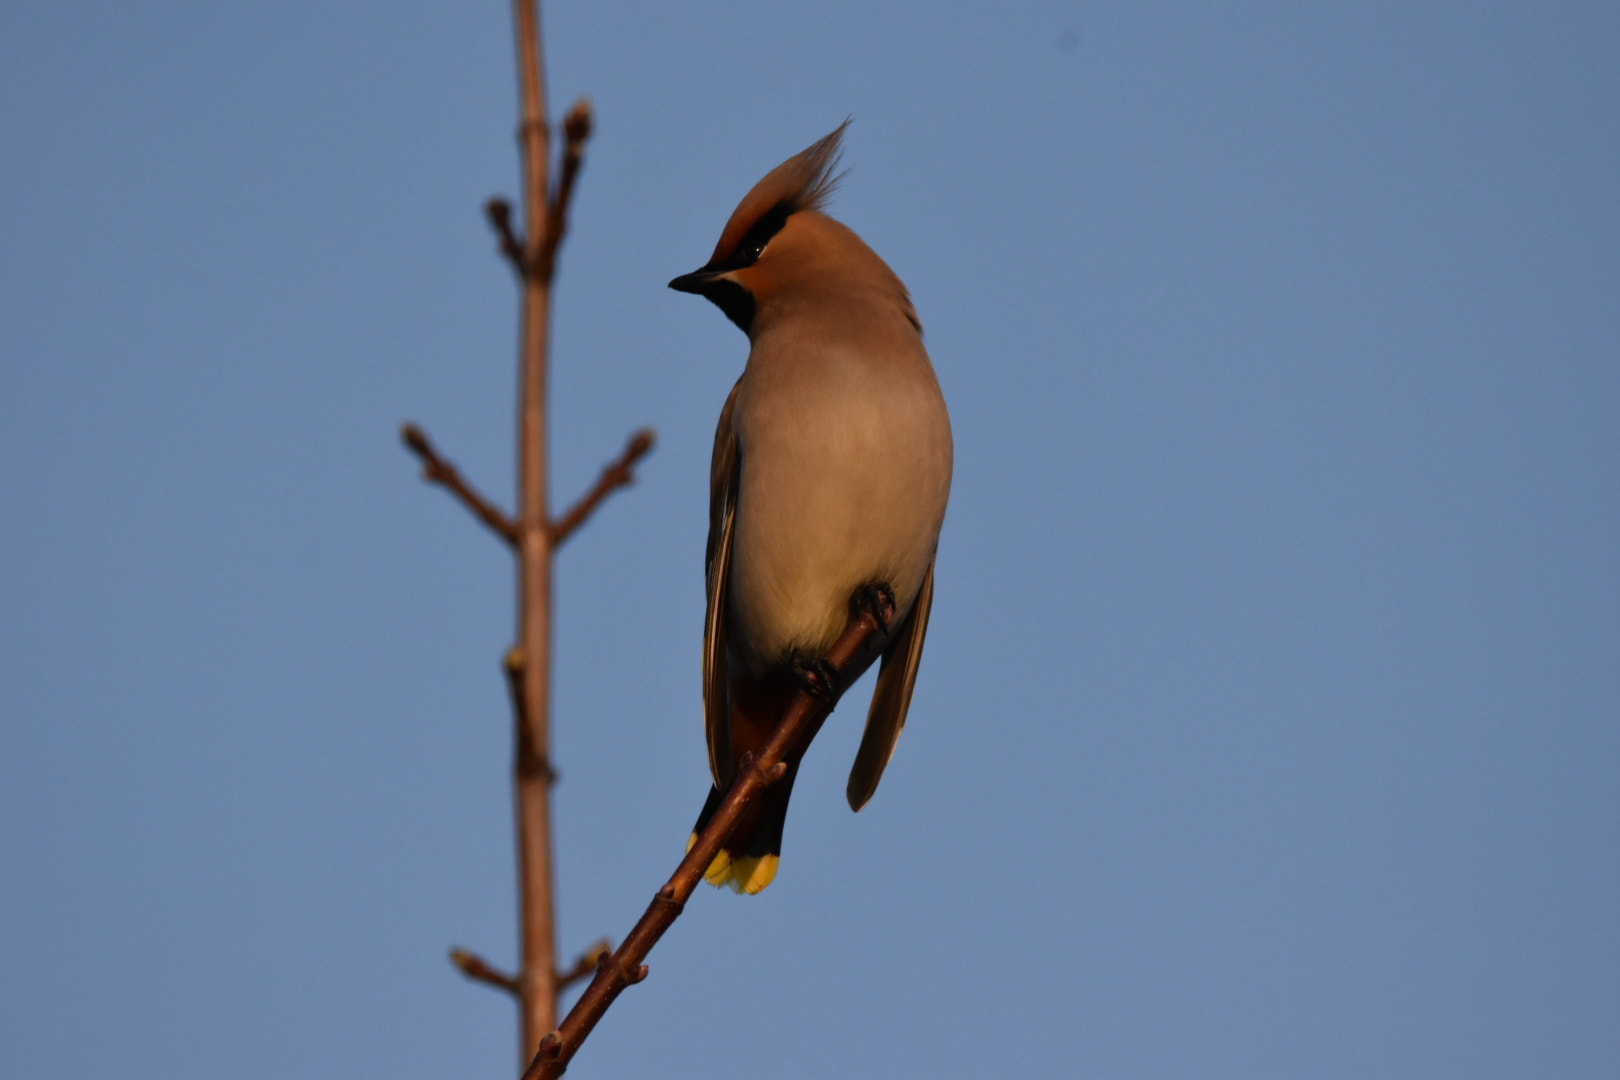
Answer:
[726,379,949,672]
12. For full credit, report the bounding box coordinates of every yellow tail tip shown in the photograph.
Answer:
[727,854,779,894]
[687,834,779,894]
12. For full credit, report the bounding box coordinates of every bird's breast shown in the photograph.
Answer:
[725,331,951,674]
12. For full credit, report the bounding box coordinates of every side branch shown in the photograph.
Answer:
[485,198,528,275]
[549,428,656,546]
[505,649,556,785]
[450,948,521,997]
[537,98,594,281]
[519,592,895,1080]
[401,423,520,546]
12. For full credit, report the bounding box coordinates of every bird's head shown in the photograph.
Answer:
[670,120,917,338]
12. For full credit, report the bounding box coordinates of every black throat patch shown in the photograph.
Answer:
[700,277,756,334]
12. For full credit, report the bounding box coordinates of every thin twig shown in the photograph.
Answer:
[413,1,655,1065]
[556,939,613,992]
[510,0,560,1052]
[401,423,520,546]
[549,428,656,546]
[486,197,528,276]
[450,948,521,997]
[537,98,593,282]
[505,648,556,785]
[520,592,896,1080]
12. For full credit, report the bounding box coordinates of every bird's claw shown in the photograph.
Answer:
[791,656,840,703]
[851,582,897,633]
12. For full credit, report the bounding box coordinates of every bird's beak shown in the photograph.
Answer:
[669,267,722,293]
[669,264,756,333]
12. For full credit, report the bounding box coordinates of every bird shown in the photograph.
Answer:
[669,121,953,894]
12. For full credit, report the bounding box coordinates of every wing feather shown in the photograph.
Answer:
[703,378,743,788]
[846,557,936,811]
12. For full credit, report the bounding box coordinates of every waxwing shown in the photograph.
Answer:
[670,121,953,893]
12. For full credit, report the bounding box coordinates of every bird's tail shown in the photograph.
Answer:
[687,759,801,894]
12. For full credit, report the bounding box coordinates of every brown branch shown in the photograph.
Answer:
[450,948,521,997]
[556,938,613,992]
[422,1,643,1065]
[486,197,528,275]
[549,428,656,546]
[537,97,593,282]
[510,1,560,1056]
[520,592,896,1080]
[401,423,519,546]
[505,648,556,786]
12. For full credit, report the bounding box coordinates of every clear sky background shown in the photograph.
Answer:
[3,3,1617,1078]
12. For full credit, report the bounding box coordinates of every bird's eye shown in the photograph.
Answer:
[728,201,791,269]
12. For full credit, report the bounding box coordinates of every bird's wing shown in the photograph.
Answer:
[846,555,936,811]
[703,377,743,789]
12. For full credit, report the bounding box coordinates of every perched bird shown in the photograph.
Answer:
[669,121,953,894]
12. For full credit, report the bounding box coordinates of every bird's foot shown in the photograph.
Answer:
[791,656,841,704]
[851,582,897,633]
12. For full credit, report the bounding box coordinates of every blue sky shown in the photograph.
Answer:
[2,3,1617,1077]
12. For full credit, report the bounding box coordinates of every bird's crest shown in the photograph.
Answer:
[708,119,850,267]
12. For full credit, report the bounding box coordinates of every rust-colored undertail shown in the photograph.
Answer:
[689,668,806,894]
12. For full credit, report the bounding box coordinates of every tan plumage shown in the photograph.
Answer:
[672,122,952,893]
